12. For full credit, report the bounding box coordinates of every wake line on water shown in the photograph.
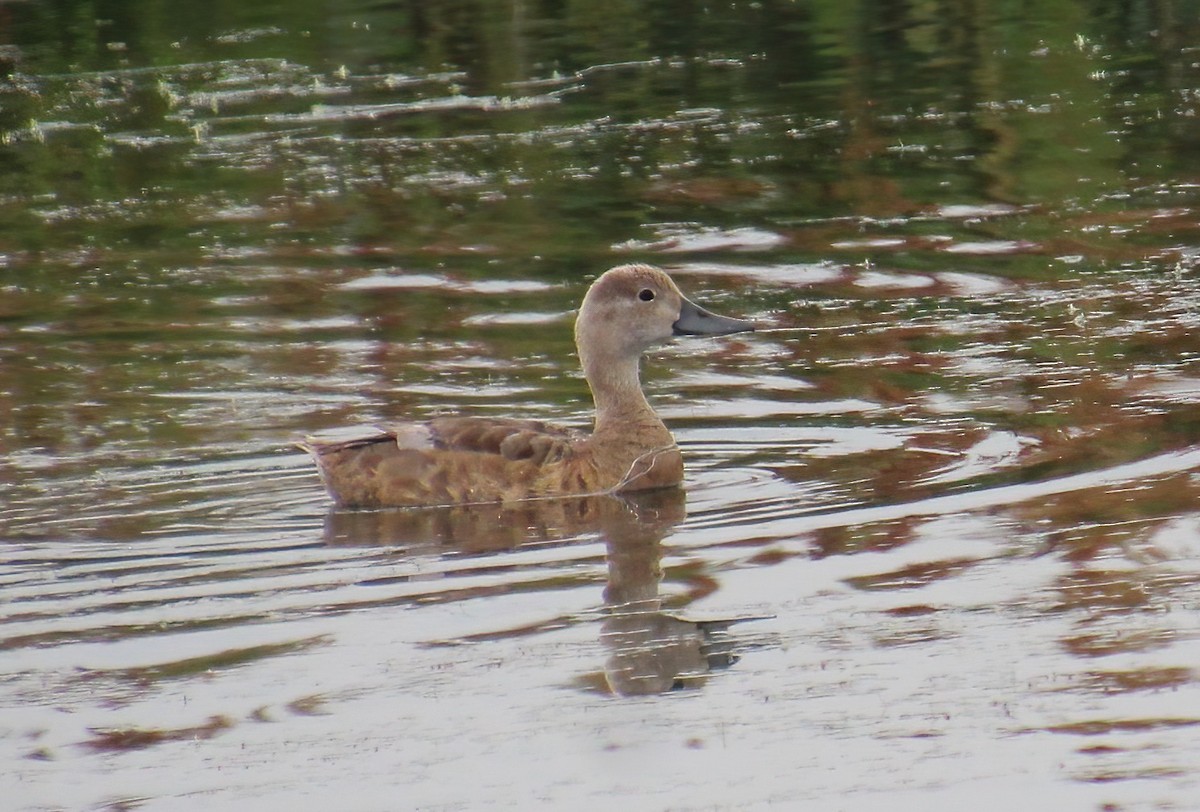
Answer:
[690,446,1200,546]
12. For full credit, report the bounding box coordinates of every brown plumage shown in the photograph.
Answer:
[299,264,755,508]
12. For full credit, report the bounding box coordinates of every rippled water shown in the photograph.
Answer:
[5,3,1200,810]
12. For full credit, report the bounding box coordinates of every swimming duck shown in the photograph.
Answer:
[300,263,755,508]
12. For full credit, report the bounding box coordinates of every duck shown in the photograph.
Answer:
[299,263,755,508]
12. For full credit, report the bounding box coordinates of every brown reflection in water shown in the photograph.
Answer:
[809,518,920,558]
[844,557,981,592]
[71,635,332,697]
[1023,474,1200,564]
[82,715,232,753]
[1069,666,1195,696]
[1045,718,1200,737]
[1011,471,1200,734]
[1052,565,1200,660]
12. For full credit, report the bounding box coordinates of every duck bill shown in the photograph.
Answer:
[672,296,756,336]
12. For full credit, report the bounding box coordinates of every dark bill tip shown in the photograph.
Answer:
[672,296,757,337]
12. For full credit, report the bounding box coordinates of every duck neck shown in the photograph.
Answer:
[581,351,667,439]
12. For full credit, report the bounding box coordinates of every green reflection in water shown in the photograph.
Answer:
[2,1,1196,260]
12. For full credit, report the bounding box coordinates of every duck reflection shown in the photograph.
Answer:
[321,488,765,696]
[600,489,768,696]
[321,492,626,553]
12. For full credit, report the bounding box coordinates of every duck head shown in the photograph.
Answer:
[575,264,755,366]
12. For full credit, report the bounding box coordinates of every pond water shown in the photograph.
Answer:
[4,1,1200,809]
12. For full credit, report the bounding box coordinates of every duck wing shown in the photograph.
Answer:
[300,417,584,467]
[425,416,583,465]
[298,417,588,508]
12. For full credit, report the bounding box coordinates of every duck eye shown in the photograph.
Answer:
[638,288,655,302]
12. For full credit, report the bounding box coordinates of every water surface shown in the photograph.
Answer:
[4,2,1200,809]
